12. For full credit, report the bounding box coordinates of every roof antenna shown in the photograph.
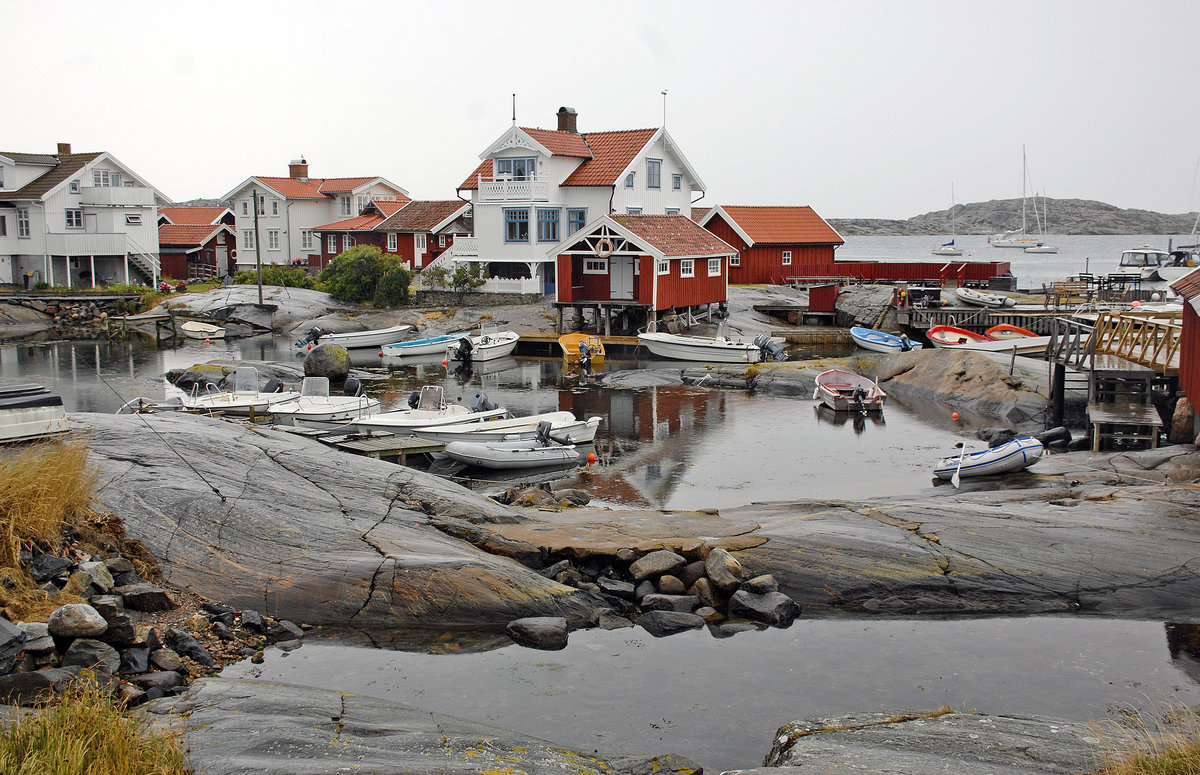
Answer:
[512,93,517,126]
[661,89,668,128]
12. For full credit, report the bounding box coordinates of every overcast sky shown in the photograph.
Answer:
[8,0,1198,220]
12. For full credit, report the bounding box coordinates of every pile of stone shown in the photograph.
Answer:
[29,299,115,340]
[505,545,800,651]
[0,552,304,707]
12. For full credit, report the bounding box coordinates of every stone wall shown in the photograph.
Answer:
[415,290,543,307]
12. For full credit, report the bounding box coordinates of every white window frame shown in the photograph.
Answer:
[69,180,80,193]
[708,258,721,277]
[0,215,5,237]
[665,208,680,215]
[271,200,279,216]
[0,167,4,189]
[343,235,354,251]
[242,201,248,216]
[438,234,446,248]
[626,207,642,214]
[657,258,669,275]
[125,213,143,225]
[242,230,255,249]
[782,250,792,265]
[625,171,635,188]
[301,229,313,250]
[327,235,337,253]
[387,233,398,251]
[730,253,741,266]
[357,195,370,213]
[257,196,266,216]
[93,169,111,187]
[680,259,694,278]
[584,259,608,274]
[646,158,662,189]
[415,233,427,251]
[268,230,280,250]
[672,173,682,190]
[65,209,83,229]
[340,196,351,216]
[17,209,30,238]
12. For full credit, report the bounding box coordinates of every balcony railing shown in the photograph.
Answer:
[79,186,157,207]
[45,232,128,255]
[480,277,542,295]
[477,176,550,202]
[450,236,479,256]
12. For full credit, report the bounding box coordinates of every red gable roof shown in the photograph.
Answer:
[611,214,735,258]
[458,127,658,190]
[379,200,467,232]
[158,224,230,247]
[252,176,409,202]
[714,206,844,245]
[458,159,493,191]
[522,127,592,158]
[159,206,227,225]
[311,213,386,232]
[1171,267,1200,303]
[690,206,712,223]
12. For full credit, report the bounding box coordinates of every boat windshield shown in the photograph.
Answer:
[416,385,445,411]
[1119,250,1167,268]
[300,377,330,398]
[232,367,260,394]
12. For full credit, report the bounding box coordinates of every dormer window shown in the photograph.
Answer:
[496,157,536,181]
[646,159,662,189]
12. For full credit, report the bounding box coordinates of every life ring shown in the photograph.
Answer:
[594,238,613,259]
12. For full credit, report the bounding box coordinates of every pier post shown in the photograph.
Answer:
[1050,363,1066,428]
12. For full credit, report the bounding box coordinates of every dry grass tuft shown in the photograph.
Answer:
[1090,696,1200,774]
[0,672,190,775]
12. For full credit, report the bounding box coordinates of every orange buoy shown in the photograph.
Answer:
[952,412,960,421]
[204,339,211,344]
[441,358,449,367]
[587,452,596,466]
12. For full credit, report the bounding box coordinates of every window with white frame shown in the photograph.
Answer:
[0,167,4,188]
[343,235,353,251]
[65,209,83,228]
[537,208,559,242]
[504,208,529,242]
[708,258,721,276]
[271,200,279,216]
[268,230,280,250]
[93,169,110,186]
[730,253,741,266]
[646,159,662,189]
[415,233,427,251]
[327,235,337,253]
[301,230,313,250]
[584,259,608,274]
[69,180,80,193]
[625,171,635,188]
[243,230,255,249]
[17,209,30,238]
[665,208,680,215]
[387,233,397,252]
[125,213,143,225]
[657,258,669,275]
[626,207,642,214]
[357,195,370,213]
[782,250,792,265]
[567,208,586,235]
[680,259,694,278]
[496,157,536,181]
[257,196,266,216]
[438,234,446,248]
[672,173,682,190]
[242,201,248,216]
[339,196,351,216]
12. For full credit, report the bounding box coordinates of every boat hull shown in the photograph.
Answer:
[934,437,1044,479]
[274,397,381,426]
[180,391,300,415]
[444,439,580,470]
[317,325,413,349]
[447,331,520,362]
[181,321,225,340]
[0,385,71,443]
[849,327,922,354]
[380,334,469,365]
[347,406,509,434]
[410,410,578,444]
[559,333,606,364]
[926,325,995,348]
[954,287,1010,308]
[637,332,763,363]
[814,369,886,413]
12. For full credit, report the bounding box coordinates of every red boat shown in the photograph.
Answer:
[985,324,1038,339]
[926,325,996,349]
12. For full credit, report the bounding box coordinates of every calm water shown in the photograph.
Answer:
[839,233,1195,290]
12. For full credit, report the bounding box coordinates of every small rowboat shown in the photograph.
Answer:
[934,437,1044,482]
[447,327,520,363]
[814,369,886,414]
[181,320,225,340]
[559,332,606,366]
[849,326,922,354]
[0,384,71,443]
[412,412,602,445]
[379,333,469,366]
[444,438,581,470]
[296,324,413,349]
[954,287,1015,308]
[926,325,996,348]
[985,324,1038,339]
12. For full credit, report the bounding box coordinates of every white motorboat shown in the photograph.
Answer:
[296,324,413,350]
[1024,244,1060,254]
[412,412,602,445]
[343,386,507,434]
[814,369,886,414]
[0,384,71,443]
[926,325,996,349]
[178,367,301,415]
[931,241,963,257]
[637,329,786,363]
[270,377,379,426]
[444,423,582,470]
[379,333,469,365]
[934,436,1044,483]
[181,320,225,340]
[849,326,922,354]
[1117,246,1196,283]
[446,326,520,363]
[955,286,1014,308]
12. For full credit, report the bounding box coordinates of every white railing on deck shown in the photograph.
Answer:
[477,177,550,202]
[480,277,541,294]
[450,236,479,256]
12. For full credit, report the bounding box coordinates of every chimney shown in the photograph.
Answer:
[289,157,308,181]
[556,106,578,133]
[57,142,72,155]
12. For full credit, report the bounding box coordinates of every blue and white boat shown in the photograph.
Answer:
[849,326,922,354]
[379,333,468,366]
[933,436,1044,482]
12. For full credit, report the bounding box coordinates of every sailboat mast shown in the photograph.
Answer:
[1021,145,1027,235]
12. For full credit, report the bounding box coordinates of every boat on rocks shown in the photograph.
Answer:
[926,325,996,348]
[0,384,71,443]
[343,386,508,434]
[814,369,887,414]
[178,366,301,416]
[180,320,226,340]
[411,411,602,445]
[446,326,520,364]
[934,436,1044,483]
[444,422,583,470]
[379,333,469,366]
[296,324,413,350]
[849,326,922,354]
[637,327,786,363]
[955,287,1014,308]
[271,377,380,427]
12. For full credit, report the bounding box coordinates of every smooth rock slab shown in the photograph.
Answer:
[505,616,568,651]
[636,610,705,638]
[728,589,800,627]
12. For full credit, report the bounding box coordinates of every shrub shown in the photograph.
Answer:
[449,264,488,294]
[318,246,411,307]
[33,282,49,290]
[373,254,412,308]
[0,672,189,775]
[421,266,450,289]
[233,265,315,289]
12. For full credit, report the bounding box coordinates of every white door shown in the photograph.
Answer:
[610,256,634,300]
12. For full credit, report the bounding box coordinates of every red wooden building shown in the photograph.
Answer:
[554,214,736,334]
[157,206,236,281]
[1170,270,1200,432]
[699,205,844,284]
[311,200,470,270]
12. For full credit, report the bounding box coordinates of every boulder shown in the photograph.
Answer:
[704,547,744,592]
[1171,396,1194,444]
[28,553,73,583]
[266,619,304,641]
[0,618,28,673]
[88,595,124,621]
[636,610,705,638]
[741,574,779,594]
[47,603,108,638]
[119,646,151,675]
[597,612,633,630]
[677,560,708,589]
[688,577,721,609]
[62,639,121,672]
[657,575,686,595]
[728,589,800,627]
[104,557,135,575]
[303,343,351,380]
[505,617,569,650]
[115,583,175,612]
[597,577,636,600]
[0,666,83,705]
[166,627,215,668]
[629,550,687,582]
[77,560,115,593]
[640,594,699,613]
[18,622,55,654]
[634,580,656,600]
[150,649,183,672]
[100,614,139,646]
[128,670,185,692]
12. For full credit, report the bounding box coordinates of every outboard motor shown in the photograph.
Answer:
[263,378,283,394]
[296,327,325,349]
[469,389,498,413]
[753,334,787,362]
[899,334,914,352]
[535,420,553,446]
[451,336,475,364]
[407,390,421,410]
[343,377,364,397]
[577,341,593,373]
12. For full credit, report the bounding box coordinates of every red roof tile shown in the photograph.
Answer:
[562,129,657,186]
[379,200,468,232]
[690,206,712,223]
[522,127,592,158]
[157,224,230,247]
[374,200,410,216]
[311,214,386,232]
[318,177,382,194]
[714,206,844,245]
[458,159,493,191]
[611,214,736,258]
[252,176,408,201]
[159,206,227,225]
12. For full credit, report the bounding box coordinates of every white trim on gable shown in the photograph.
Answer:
[37,152,171,205]
[480,126,554,161]
[700,206,756,249]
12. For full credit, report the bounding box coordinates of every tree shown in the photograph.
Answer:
[449,264,488,294]
[317,246,411,307]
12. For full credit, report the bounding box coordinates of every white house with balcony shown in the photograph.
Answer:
[221,159,409,271]
[0,144,168,287]
[443,106,706,295]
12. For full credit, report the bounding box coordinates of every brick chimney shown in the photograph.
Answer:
[57,142,71,155]
[556,106,578,133]
[288,157,308,181]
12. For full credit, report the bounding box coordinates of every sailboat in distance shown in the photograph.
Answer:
[1025,191,1060,254]
[932,184,964,256]
[990,146,1044,248]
